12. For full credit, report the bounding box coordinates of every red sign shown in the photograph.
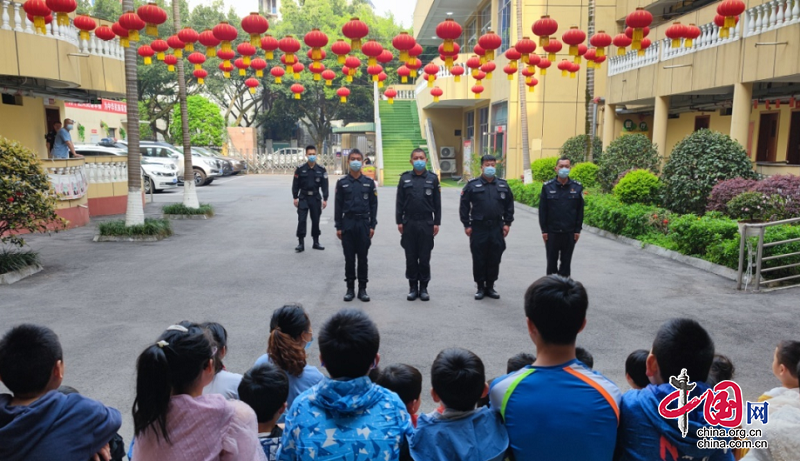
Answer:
[65,99,127,114]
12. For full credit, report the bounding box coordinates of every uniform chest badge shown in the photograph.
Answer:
[342,183,349,188]
[425,189,432,196]
[500,192,506,199]
[315,177,321,183]
[363,193,369,200]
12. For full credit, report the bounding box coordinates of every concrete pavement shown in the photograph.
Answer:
[2,174,798,442]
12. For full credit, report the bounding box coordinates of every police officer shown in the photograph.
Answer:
[292,145,328,252]
[334,149,378,302]
[459,155,515,300]
[396,148,441,301]
[538,157,584,278]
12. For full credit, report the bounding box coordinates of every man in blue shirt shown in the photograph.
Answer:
[52,118,79,159]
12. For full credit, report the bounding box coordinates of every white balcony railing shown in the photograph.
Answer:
[742,0,800,37]
[0,0,124,60]
[415,65,455,95]
[607,41,661,76]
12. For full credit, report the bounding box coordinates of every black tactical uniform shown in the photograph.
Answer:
[292,162,329,252]
[459,176,515,299]
[334,173,378,302]
[538,178,584,277]
[395,170,441,301]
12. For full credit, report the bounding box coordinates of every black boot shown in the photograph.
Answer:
[358,284,370,302]
[419,281,430,301]
[485,282,500,299]
[343,282,355,302]
[407,281,419,301]
[474,282,486,300]
[312,237,324,250]
[295,238,305,253]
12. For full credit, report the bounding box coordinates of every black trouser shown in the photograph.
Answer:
[401,219,435,283]
[546,232,577,277]
[342,217,371,284]
[469,222,506,284]
[296,196,322,238]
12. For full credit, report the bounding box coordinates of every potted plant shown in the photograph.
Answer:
[726,191,769,239]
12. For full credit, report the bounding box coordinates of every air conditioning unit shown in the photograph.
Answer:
[440,159,457,174]
[439,146,456,159]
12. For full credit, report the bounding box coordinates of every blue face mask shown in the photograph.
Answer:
[350,160,362,172]
[412,160,427,171]
[305,335,314,350]
[483,166,496,178]
[558,167,571,178]
[65,124,74,131]
[307,155,317,163]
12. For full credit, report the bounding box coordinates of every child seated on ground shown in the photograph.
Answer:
[202,322,243,400]
[375,364,423,427]
[759,340,800,401]
[575,347,594,369]
[625,349,650,390]
[410,348,509,461]
[506,352,536,373]
[707,354,735,386]
[239,363,289,461]
[0,324,122,461]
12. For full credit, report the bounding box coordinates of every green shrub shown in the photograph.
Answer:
[162,203,215,216]
[531,157,558,182]
[98,218,173,237]
[583,193,664,239]
[613,169,660,205]
[666,213,739,256]
[596,134,660,192]
[661,130,757,214]
[706,225,800,280]
[725,191,781,222]
[570,162,599,188]
[507,179,543,207]
[559,135,602,164]
[0,248,40,274]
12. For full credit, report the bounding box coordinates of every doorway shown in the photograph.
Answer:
[694,115,710,131]
[45,107,60,134]
[756,113,779,162]
[787,112,800,165]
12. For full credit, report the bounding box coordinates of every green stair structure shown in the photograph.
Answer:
[379,99,427,186]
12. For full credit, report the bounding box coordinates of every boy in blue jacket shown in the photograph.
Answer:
[410,348,509,461]
[615,318,734,461]
[0,324,122,461]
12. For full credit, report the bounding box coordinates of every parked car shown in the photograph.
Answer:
[142,159,179,193]
[268,147,305,167]
[178,147,233,176]
[74,144,127,157]
[194,147,247,174]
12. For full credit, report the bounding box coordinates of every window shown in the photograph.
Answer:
[479,3,492,36]
[498,0,511,52]
[2,94,22,106]
[465,111,475,140]
[694,116,710,131]
[479,107,489,155]
[463,20,477,50]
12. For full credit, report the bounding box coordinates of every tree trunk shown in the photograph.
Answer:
[586,0,597,162]
[516,0,532,184]
[173,0,199,207]
[123,0,144,226]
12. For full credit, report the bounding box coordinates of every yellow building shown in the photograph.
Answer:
[411,0,800,179]
[0,0,129,227]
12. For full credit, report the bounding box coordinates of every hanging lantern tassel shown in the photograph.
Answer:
[340,95,347,103]
[295,93,301,100]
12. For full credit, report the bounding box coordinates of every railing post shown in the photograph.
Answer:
[737,230,746,290]
[753,227,766,292]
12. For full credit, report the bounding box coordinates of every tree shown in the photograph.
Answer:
[123,0,143,226]
[91,0,121,21]
[170,95,226,147]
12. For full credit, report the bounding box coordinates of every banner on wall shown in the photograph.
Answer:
[65,100,127,114]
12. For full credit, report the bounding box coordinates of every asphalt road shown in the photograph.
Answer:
[2,174,798,443]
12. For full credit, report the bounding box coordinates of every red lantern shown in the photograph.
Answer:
[331,39,351,65]
[430,86,443,103]
[112,22,130,48]
[322,69,336,85]
[178,27,199,52]
[237,42,256,66]
[260,34,279,60]
[117,11,143,43]
[408,43,423,62]
[74,15,96,41]
[213,21,238,52]
[245,77,260,94]
[626,8,653,50]
[194,68,208,85]
[392,32,416,62]
[504,47,522,69]
[684,24,701,47]
[527,53,541,71]
[480,61,496,79]
[424,62,440,78]
[167,35,185,58]
[137,3,167,37]
[95,25,115,42]
[219,61,233,78]
[625,26,650,39]
[45,0,75,27]
[436,18,462,53]
[378,71,387,88]
[377,49,393,64]
[526,76,539,93]
[503,64,516,80]
[613,33,632,55]
[521,65,534,83]
[250,58,267,77]
[406,58,421,78]
[278,35,301,64]
[450,64,464,82]
[345,55,361,76]
[217,49,235,66]
[384,87,397,104]
[306,49,326,61]
[589,31,612,57]
[471,84,484,99]
[367,64,383,82]
[397,65,410,83]
[307,61,324,81]
[234,58,249,77]
[361,39,383,66]
[514,37,537,65]
[543,38,562,62]
[150,39,168,61]
[569,61,580,78]
[474,70,486,82]
[717,0,745,29]
[466,55,482,71]
[584,48,597,68]
[638,37,652,57]
[594,55,606,67]
[438,42,460,68]
[714,13,740,38]
[341,66,352,81]
[241,12,268,47]
[164,54,178,72]
[478,31,502,60]
[558,59,571,77]
[561,26,586,56]
[187,52,206,71]
[199,29,220,57]
[137,45,154,65]
[304,28,328,61]
[23,0,50,34]
[342,17,368,51]
[291,62,304,79]
[575,43,588,64]
[536,57,551,76]
[533,15,558,47]
[291,83,304,100]
[337,87,351,103]
[665,22,687,48]
[271,66,285,83]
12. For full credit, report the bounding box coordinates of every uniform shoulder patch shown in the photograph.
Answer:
[573,180,582,186]
[544,179,554,184]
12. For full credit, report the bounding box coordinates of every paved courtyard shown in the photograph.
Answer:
[2,174,798,441]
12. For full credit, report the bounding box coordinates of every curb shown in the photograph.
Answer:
[163,214,212,220]
[0,264,43,285]
[93,235,167,242]
[514,201,739,281]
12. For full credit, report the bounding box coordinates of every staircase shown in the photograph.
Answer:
[379,99,426,186]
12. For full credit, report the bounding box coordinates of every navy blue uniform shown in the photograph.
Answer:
[459,177,515,284]
[538,178,584,277]
[335,174,378,285]
[395,170,442,283]
[292,163,329,239]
